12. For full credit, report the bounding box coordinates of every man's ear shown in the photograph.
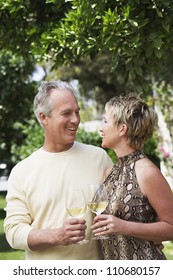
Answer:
[38,112,48,126]
[119,123,128,135]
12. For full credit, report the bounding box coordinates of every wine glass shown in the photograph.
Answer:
[65,188,89,244]
[88,183,108,239]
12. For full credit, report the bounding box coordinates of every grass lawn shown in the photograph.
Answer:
[163,241,173,260]
[0,192,173,260]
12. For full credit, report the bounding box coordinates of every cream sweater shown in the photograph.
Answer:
[4,142,112,260]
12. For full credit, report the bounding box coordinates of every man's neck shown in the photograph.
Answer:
[42,142,74,153]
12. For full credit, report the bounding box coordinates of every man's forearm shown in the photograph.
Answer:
[27,228,59,250]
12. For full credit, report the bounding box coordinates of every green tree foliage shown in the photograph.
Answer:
[11,119,44,163]
[0,0,70,61]
[154,82,173,138]
[0,51,37,171]
[153,82,173,173]
[49,54,134,107]
[0,0,172,168]
[1,0,173,92]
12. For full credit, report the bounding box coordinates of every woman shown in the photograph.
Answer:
[91,93,173,260]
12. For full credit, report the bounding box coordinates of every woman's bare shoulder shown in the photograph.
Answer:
[135,157,168,196]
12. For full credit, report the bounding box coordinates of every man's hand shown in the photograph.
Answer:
[28,218,87,250]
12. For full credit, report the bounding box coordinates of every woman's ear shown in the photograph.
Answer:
[119,123,128,135]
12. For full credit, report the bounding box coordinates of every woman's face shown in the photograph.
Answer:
[99,110,120,150]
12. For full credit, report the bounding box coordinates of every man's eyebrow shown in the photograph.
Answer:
[59,109,71,114]
[60,107,80,113]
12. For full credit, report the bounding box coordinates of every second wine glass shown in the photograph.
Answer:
[88,183,108,240]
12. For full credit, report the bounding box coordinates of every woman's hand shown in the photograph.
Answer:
[91,214,122,236]
[92,215,165,250]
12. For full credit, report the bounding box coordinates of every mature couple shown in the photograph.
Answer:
[4,81,173,260]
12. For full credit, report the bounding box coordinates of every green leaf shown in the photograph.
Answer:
[153,38,163,49]
[156,8,163,18]
[128,19,138,27]
[154,48,163,59]
[134,66,143,77]
[129,69,136,80]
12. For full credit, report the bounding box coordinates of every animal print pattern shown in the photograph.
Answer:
[100,151,166,260]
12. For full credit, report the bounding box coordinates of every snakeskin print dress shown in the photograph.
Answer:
[100,150,166,260]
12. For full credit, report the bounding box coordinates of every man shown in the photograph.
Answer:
[4,81,112,260]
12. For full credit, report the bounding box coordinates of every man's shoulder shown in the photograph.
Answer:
[75,142,112,166]
[75,142,112,161]
[75,141,104,153]
[12,149,40,171]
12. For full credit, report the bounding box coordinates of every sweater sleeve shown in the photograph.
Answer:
[3,168,34,251]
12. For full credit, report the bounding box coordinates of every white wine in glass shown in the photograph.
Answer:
[66,189,89,244]
[88,183,108,240]
[67,207,86,218]
[87,201,108,215]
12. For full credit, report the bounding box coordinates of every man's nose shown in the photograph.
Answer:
[70,112,80,123]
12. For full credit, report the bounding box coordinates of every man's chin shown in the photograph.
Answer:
[101,142,107,149]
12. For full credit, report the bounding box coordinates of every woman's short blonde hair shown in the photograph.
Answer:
[105,93,158,150]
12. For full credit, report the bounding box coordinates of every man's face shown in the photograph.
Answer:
[41,89,80,151]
